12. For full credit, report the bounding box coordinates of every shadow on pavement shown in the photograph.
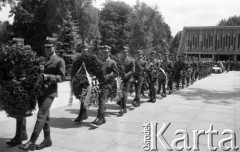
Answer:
[50,117,98,130]
[174,88,240,105]
[0,138,29,152]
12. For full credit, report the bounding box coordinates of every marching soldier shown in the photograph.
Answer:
[185,56,192,87]
[7,40,28,147]
[133,50,147,107]
[92,45,118,125]
[175,55,184,90]
[164,53,174,94]
[117,46,135,115]
[73,47,90,124]
[19,37,66,150]
[181,55,188,88]
[191,57,198,84]
[147,51,159,103]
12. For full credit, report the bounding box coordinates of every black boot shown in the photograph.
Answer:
[119,107,127,115]
[74,104,88,123]
[7,118,27,147]
[18,141,36,151]
[132,99,140,107]
[94,114,106,125]
[36,131,52,150]
[92,113,100,125]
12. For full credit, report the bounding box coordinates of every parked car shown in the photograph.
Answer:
[212,64,223,73]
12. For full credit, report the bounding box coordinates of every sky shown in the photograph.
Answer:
[1,0,240,36]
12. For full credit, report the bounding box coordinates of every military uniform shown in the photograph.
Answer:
[164,54,174,94]
[175,56,184,90]
[20,37,66,151]
[133,50,147,107]
[6,40,28,147]
[185,57,192,86]
[93,48,118,124]
[147,51,159,103]
[118,47,135,115]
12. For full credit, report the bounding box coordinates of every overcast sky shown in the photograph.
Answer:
[1,0,240,36]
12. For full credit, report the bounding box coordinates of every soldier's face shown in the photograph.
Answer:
[45,46,55,57]
[101,51,108,60]
[137,54,143,59]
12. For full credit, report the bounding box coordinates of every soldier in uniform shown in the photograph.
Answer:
[132,50,147,107]
[181,55,188,88]
[163,53,174,94]
[117,46,135,115]
[73,46,90,124]
[147,51,159,103]
[185,56,192,87]
[175,55,184,90]
[6,40,28,147]
[19,37,66,151]
[92,45,118,125]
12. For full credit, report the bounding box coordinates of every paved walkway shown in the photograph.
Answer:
[0,72,239,152]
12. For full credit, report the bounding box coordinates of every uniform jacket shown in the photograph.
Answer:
[122,56,135,82]
[41,55,66,98]
[164,60,174,73]
[104,57,118,83]
[134,58,147,77]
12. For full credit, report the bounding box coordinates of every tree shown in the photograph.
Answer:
[128,1,171,55]
[218,15,240,26]
[10,0,51,55]
[57,9,79,53]
[74,0,100,48]
[0,0,15,10]
[169,31,182,55]
[0,21,13,46]
[99,0,132,54]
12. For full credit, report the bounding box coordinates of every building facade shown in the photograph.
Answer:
[178,26,240,62]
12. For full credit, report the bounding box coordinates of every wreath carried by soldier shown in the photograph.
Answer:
[70,53,106,105]
[0,42,45,118]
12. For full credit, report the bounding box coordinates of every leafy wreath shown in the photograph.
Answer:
[0,45,44,118]
[70,54,105,103]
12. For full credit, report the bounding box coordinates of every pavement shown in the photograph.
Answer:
[0,71,240,152]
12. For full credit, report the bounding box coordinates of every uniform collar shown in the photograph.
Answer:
[50,53,57,60]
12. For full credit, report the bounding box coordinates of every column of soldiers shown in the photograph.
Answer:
[73,46,214,127]
[5,41,214,151]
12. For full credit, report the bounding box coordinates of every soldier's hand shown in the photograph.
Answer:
[40,65,44,71]
[43,74,49,81]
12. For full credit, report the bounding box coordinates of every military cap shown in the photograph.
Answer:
[100,45,111,53]
[13,38,24,45]
[164,52,170,56]
[45,37,57,47]
[137,50,143,55]
[150,51,156,55]
[120,46,129,53]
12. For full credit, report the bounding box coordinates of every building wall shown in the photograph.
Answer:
[178,26,240,62]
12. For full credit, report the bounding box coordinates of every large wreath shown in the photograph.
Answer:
[70,54,105,104]
[0,45,44,118]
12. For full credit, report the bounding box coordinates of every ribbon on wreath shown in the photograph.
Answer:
[69,62,92,109]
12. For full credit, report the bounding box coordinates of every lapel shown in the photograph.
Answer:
[45,55,57,67]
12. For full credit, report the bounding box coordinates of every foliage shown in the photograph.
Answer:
[99,0,132,54]
[169,31,182,55]
[218,15,240,26]
[0,21,13,46]
[128,1,171,55]
[57,9,79,52]
[10,0,51,55]
[0,45,44,118]
[74,0,100,47]
[0,0,15,10]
